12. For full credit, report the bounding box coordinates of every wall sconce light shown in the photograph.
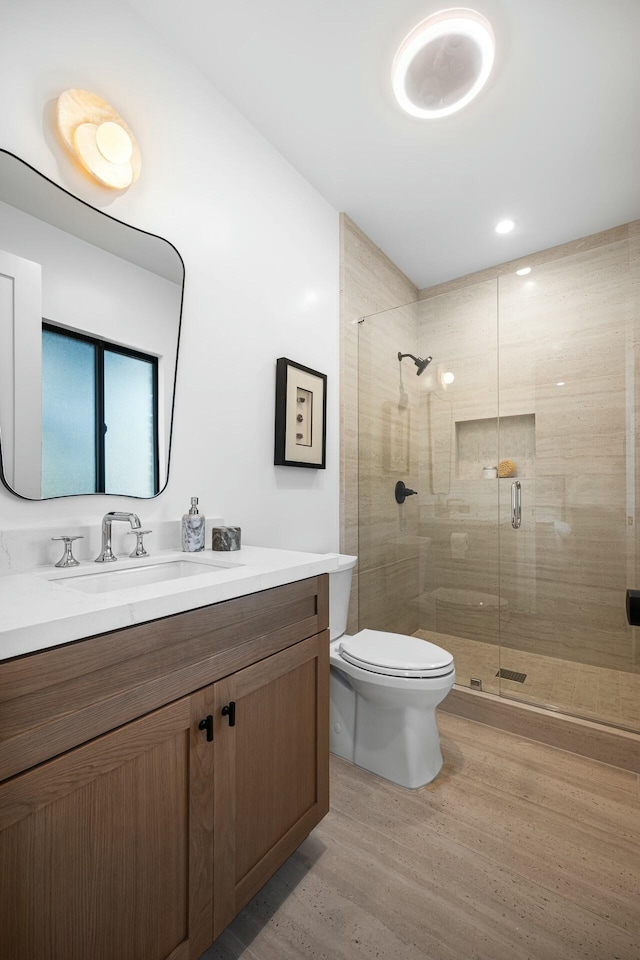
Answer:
[56,89,141,189]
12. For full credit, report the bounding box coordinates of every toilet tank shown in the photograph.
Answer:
[329,555,357,640]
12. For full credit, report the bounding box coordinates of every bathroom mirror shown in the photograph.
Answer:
[0,150,184,500]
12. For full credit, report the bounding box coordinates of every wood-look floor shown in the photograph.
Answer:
[201,712,640,960]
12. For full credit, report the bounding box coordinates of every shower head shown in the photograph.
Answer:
[398,352,433,376]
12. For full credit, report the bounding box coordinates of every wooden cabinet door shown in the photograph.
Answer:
[0,693,215,960]
[212,632,329,938]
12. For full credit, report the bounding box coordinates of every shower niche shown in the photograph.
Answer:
[455,413,536,480]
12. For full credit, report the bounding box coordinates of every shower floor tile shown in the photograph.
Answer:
[414,629,640,733]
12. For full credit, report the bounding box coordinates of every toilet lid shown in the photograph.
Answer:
[339,629,454,678]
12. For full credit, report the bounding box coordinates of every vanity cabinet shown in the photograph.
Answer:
[212,633,329,938]
[0,574,329,960]
[0,696,206,960]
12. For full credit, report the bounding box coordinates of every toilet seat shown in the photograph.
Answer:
[339,629,454,679]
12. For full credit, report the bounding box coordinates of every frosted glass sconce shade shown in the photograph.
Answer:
[56,89,141,189]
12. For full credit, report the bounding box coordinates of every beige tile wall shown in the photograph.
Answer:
[339,215,417,632]
[358,299,422,635]
[417,279,500,658]
[418,222,640,678]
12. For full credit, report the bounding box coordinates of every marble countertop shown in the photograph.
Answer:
[0,546,340,662]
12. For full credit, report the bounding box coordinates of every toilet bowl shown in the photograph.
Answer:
[329,555,455,789]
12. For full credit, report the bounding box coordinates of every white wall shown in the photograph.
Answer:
[0,0,339,555]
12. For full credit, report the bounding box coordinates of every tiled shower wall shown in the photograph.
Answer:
[417,280,500,655]
[418,222,640,678]
[358,298,421,636]
[339,215,417,632]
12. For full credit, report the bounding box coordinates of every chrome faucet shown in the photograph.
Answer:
[95,512,142,563]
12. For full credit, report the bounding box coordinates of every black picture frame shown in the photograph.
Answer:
[274,358,327,469]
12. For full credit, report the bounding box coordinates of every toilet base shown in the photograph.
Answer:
[357,700,444,788]
[330,639,454,789]
[331,687,444,788]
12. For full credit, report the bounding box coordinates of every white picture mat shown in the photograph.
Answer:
[284,367,324,464]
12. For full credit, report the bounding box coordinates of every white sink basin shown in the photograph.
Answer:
[50,558,241,594]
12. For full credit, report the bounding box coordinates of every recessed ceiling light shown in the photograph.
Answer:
[392,8,495,119]
[442,371,455,384]
[495,219,515,234]
[557,381,565,387]
[516,266,531,276]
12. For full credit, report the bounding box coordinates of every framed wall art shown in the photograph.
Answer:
[274,358,327,468]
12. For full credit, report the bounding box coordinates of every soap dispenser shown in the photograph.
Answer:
[182,497,205,552]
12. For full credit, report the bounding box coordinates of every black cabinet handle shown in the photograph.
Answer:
[221,701,236,727]
[198,715,214,742]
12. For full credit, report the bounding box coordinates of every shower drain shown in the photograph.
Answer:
[496,668,527,684]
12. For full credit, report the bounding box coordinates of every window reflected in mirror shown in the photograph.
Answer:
[41,325,159,498]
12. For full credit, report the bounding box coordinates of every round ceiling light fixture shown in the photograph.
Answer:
[57,89,141,189]
[392,8,495,119]
[495,218,515,234]
[516,266,532,276]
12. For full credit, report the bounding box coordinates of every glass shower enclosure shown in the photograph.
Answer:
[357,232,640,733]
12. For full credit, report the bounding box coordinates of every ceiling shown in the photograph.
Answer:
[129,0,640,288]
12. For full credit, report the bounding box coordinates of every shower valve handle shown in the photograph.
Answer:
[395,481,418,504]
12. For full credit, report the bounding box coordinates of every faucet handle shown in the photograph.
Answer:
[127,529,152,558]
[52,535,84,568]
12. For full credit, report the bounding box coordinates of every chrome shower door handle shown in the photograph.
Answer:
[511,480,522,529]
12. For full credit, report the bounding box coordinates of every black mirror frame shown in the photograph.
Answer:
[0,149,185,502]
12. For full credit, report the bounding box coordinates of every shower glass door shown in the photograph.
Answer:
[358,280,502,691]
[497,236,640,729]
[357,230,640,732]
[415,280,501,691]
[357,300,425,639]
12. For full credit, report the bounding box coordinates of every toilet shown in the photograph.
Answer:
[329,555,455,789]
